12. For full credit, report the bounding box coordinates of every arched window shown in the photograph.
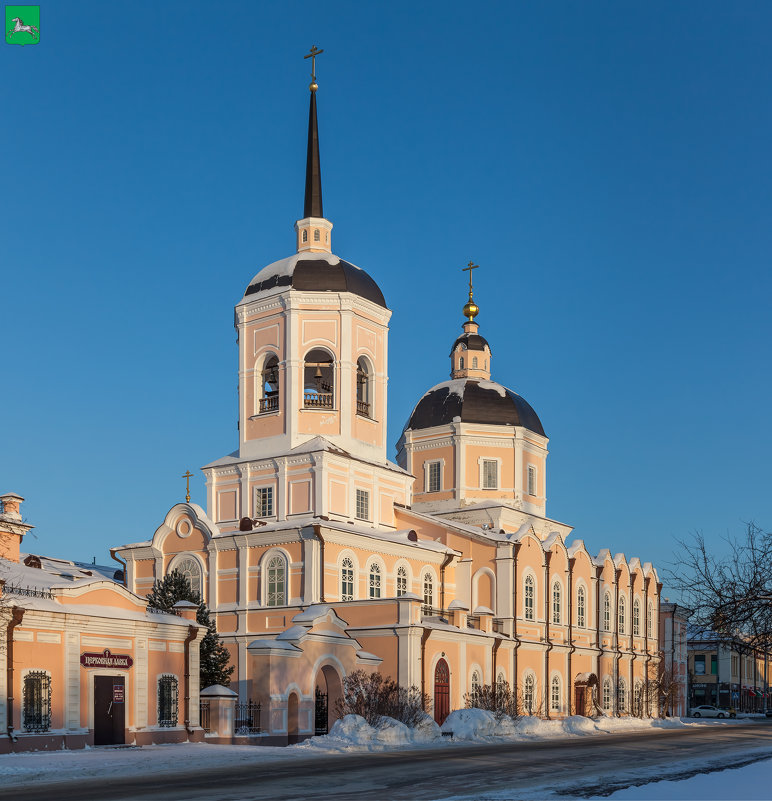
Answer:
[524,575,535,620]
[647,601,653,638]
[171,557,202,599]
[23,671,51,732]
[524,674,535,715]
[356,357,372,418]
[302,229,308,243]
[472,356,478,368]
[602,678,612,711]
[369,563,381,599]
[617,678,627,713]
[158,675,178,727]
[303,348,334,409]
[633,680,644,717]
[313,229,320,242]
[603,592,611,631]
[552,581,561,624]
[496,672,507,705]
[577,586,586,628]
[551,675,561,712]
[396,565,408,596]
[259,353,280,413]
[471,671,482,707]
[459,357,464,369]
[618,596,626,634]
[266,554,286,607]
[423,572,434,611]
[633,599,641,636]
[340,557,354,601]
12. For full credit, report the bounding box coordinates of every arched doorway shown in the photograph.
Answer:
[574,672,599,716]
[434,658,450,725]
[287,692,299,744]
[315,665,343,735]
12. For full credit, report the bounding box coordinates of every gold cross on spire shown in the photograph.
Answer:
[462,261,479,296]
[461,262,480,321]
[182,470,193,504]
[304,45,324,90]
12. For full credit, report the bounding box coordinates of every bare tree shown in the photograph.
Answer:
[334,670,429,728]
[666,522,772,649]
[463,680,521,720]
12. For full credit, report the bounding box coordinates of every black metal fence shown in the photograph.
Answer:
[199,700,211,733]
[235,700,262,735]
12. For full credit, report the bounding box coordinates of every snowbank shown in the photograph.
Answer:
[298,713,442,753]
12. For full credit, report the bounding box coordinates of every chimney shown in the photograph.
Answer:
[0,493,33,563]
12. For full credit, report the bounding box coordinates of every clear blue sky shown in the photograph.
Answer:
[2,2,770,586]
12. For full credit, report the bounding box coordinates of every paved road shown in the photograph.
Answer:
[4,722,772,801]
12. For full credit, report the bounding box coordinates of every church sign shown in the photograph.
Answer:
[80,649,134,669]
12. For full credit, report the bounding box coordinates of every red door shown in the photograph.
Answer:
[434,659,450,725]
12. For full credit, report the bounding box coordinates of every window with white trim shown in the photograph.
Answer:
[423,573,434,610]
[340,557,354,601]
[427,461,441,493]
[577,585,586,628]
[552,581,561,624]
[171,557,202,599]
[618,596,626,634]
[23,672,51,732]
[617,678,627,713]
[524,574,535,620]
[313,229,320,242]
[266,554,286,607]
[647,601,653,638]
[459,357,464,369]
[603,592,611,632]
[482,459,498,489]
[524,674,535,715]
[158,675,178,727]
[396,565,407,596]
[255,486,274,517]
[471,670,482,706]
[602,678,612,711]
[472,357,478,368]
[633,599,641,636]
[527,464,537,496]
[302,229,308,243]
[551,675,561,711]
[369,563,381,599]
[356,489,370,521]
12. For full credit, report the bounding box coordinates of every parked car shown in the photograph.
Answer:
[690,704,730,718]
[764,708,772,718]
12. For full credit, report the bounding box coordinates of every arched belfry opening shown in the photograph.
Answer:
[259,353,280,413]
[356,357,373,418]
[303,349,334,409]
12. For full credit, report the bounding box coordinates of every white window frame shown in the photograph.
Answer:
[576,584,586,628]
[168,553,204,600]
[396,564,408,597]
[355,488,370,521]
[523,673,536,715]
[340,556,355,601]
[647,601,653,638]
[550,674,561,712]
[254,485,274,518]
[368,560,382,599]
[524,573,535,621]
[425,460,442,493]
[603,591,611,632]
[552,580,561,624]
[481,458,499,490]
[422,572,434,610]
[263,551,287,607]
[618,595,626,634]
[633,598,641,637]
[527,464,537,497]
[602,677,612,711]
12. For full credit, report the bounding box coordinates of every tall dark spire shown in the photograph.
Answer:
[303,86,323,219]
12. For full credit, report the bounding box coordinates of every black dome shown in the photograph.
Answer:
[405,379,545,436]
[244,257,386,308]
[449,332,491,356]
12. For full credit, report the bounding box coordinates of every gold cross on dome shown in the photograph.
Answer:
[182,471,193,504]
[304,45,324,83]
[462,261,479,295]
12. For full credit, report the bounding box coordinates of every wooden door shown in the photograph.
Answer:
[94,676,125,745]
[575,685,586,717]
[434,658,450,725]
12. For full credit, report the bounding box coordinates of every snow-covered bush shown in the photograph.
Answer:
[335,670,429,727]
[441,708,499,739]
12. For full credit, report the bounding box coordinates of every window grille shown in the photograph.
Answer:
[369,563,381,598]
[527,465,537,496]
[423,573,434,610]
[633,599,640,636]
[602,678,612,711]
[356,489,370,521]
[551,676,560,711]
[341,557,354,601]
[524,575,535,620]
[266,555,286,607]
[603,592,611,631]
[302,230,308,242]
[577,586,586,628]
[255,487,274,517]
[482,460,498,489]
[396,565,407,597]
[427,461,441,493]
[23,672,51,732]
[617,679,626,713]
[552,582,561,624]
[524,675,535,715]
[158,675,178,727]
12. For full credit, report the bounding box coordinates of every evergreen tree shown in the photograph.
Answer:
[146,570,234,688]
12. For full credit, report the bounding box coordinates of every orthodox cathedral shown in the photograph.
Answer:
[115,58,661,744]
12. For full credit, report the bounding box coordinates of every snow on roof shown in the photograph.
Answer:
[292,604,340,624]
[238,252,344,304]
[246,638,302,652]
[0,556,115,592]
[200,685,238,698]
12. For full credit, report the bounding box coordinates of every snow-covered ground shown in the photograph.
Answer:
[0,713,759,791]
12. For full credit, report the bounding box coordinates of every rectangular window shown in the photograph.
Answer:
[23,672,51,733]
[356,489,370,521]
[527,465,537,496]
[482,460,498,489]
[158,675,178,727]
[427,461,441,493]
[694,655,706,675]
[711,655,718,675]
[255,487,274,517]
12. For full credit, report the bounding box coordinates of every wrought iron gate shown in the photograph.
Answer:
[314,687,328,735]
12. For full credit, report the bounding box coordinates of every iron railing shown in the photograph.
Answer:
[235,700,262,735]
[259,393,279,413]
[199,700,211,733]
[303,392,333,409]
[356,399,371,417]
[4,584,54,600]
[467,615,481,630]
